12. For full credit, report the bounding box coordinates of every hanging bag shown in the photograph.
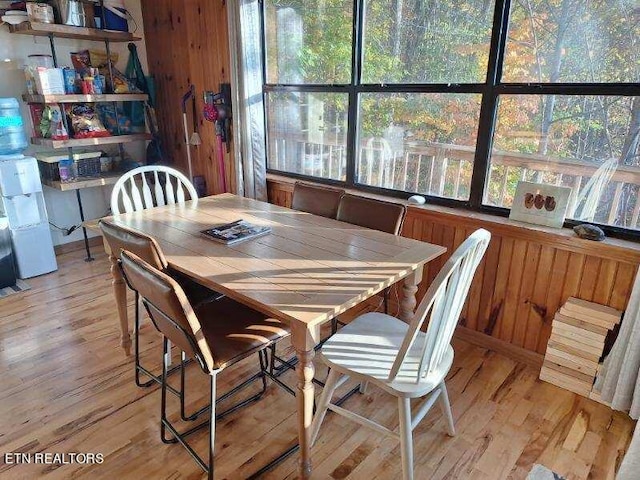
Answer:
[124,43,152,132]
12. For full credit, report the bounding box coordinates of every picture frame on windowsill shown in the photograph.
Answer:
[509,181,572,229]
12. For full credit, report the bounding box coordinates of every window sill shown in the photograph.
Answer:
[266,173,640,264]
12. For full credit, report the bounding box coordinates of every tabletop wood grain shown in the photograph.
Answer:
[111,194,446,327]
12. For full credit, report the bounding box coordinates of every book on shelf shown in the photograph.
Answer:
[200,220,271,245]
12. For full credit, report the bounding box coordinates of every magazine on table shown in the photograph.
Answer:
[200,219,271,245]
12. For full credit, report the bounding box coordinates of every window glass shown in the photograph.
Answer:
[362,0,496,84]
[266,92,349,181]
[504,1,640,83]
[265,0,353,85]
[486,95,640,229]
[356,93,482,199]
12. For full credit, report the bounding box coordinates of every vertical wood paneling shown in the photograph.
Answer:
[267,179,639,355]
[141,0,235,196]
[477,236,501,334]
[538,249,570,352]
[513,243,540,348]
[501,239,528,343]
[579,257,602,300]
[593,260,618,305]
[610,263,637,310]
[524,245,555,351]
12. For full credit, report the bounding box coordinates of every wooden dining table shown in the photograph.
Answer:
[106,193,446,479]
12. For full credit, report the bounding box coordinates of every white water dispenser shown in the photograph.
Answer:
[0,154,57,278]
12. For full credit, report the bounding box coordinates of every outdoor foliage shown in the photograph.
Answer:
[265,0,640,227]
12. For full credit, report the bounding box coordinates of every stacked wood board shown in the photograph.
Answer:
[540,297,622,397]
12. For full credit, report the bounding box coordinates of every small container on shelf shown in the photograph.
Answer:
[95,1,130,32]
[100,156,113,173]
[25,3,55,24]
[34,68,66,95]
[62,68,78,94]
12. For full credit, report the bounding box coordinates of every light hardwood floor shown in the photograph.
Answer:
[0,248,634,479]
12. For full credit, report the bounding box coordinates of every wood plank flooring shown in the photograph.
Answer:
[0,249,634,479]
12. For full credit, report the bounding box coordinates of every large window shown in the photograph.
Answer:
[263,0,640,234]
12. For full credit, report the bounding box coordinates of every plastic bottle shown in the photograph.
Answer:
[0,98,28,155]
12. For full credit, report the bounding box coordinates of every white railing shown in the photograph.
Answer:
[268,134,640,229]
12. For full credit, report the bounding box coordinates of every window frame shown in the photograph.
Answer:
[260,0,640,239]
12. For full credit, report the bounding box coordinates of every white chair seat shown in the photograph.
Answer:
[320,312,454,398]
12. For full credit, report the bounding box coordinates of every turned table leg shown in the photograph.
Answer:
[400,268,423,323]
[109,252,131,356]
[292,323,319,479]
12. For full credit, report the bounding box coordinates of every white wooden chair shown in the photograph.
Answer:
[310,229,491,480]
[110,165,198,215]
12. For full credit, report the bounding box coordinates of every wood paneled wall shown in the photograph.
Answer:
[268,177,640,355]
[140,0,235,195]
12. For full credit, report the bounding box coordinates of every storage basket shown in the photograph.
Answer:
[36,151,102,182]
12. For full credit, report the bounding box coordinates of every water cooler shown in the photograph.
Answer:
[0,97,57,279]
[0,154,57,278]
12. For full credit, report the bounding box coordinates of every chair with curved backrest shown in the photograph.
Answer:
[291,182,345,219]
[110,165,198,215]
[119,250,291,480]
[99,219,220,411]
[336,193,407,235]
[310,229,491,480]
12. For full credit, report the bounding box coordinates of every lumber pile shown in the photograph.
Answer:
[540,297,622,397]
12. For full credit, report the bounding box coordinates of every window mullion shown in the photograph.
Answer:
[345,0,365,187]
[469,0,512,209]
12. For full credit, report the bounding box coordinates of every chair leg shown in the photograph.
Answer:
[134,291,155,388]
[438,381,456,436]
[208,372,217,480]
[398,397,414,480]
[160,337,175,444]
[310,369,342,446]
[331,317,338,335]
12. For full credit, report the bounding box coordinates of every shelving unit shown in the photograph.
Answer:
[23,93,148,104]
[8,22,141,42]
[10,6,149,261]
[42,174,121,192]
[31,133,152,149]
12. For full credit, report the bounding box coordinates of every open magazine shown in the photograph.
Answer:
[200,220,271,245]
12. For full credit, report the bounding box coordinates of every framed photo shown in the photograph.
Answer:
[509,181,572,228]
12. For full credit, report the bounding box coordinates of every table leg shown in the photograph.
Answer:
[400,268,423,323]
[109,252,131,356]
[292,323,320,479]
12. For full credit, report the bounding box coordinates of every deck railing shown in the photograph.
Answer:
[268,133,640,229]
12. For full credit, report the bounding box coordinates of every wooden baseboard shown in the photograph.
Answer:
[454,326,544,370]
[54,236,104,256]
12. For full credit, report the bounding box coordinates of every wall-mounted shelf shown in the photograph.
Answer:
[42,174,121,192]
[23,94,149,104]
[31,133,152,149]
[8,22,141,42]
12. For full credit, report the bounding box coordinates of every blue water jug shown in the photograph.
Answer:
[0,98,28,155]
